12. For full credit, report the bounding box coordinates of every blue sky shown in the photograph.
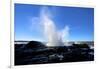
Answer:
[15,3,94,41]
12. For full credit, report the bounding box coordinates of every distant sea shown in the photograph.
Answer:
[15,41,94,48]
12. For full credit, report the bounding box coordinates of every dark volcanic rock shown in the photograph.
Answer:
[15,41,94,65]
[25,41,46,49]
[72,43,89,48]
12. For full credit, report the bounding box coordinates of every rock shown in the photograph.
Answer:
[25,41,46,49]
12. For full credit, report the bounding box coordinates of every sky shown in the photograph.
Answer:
[15,3,94,41]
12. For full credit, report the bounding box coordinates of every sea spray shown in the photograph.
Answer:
[31,6,69,46]
[39,7,69,46]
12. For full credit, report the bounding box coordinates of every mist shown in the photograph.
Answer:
[31,6,69,46]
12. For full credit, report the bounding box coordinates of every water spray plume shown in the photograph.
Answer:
[39,7,69,46]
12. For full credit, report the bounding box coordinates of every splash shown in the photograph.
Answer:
[31,6,69,46]
[39,7,69,46]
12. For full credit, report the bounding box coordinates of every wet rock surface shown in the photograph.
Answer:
[15,41,94,65]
